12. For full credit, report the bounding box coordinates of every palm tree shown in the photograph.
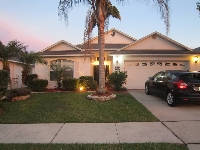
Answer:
[58,0,170,93]
[0,40,27,89]
[197,1,200,14]
[19,51,47,87]
[0,40,26,72]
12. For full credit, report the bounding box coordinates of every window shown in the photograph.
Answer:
[50,59,74,81]
[142,63,147,66]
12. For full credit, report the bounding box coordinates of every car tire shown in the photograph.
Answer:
[145,84,151,95]
[166,92,176,107]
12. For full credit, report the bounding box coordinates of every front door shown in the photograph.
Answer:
[94,65,109,84]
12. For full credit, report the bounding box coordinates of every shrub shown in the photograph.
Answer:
[79,76,98,90]
[62,78,79,91]
[0,70,9,100]
[6,88,31,101]
[29,79,48,92]
[107,71,128,91]
[25,74,38,86]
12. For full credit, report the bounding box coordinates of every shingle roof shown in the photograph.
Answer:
[76,44,128,50]
[193,47,200,52]
[109,50,200,56]
[38,50,93,56]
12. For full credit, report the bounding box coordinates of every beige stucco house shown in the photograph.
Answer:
[0,60,35,89]
[36,28,200,89]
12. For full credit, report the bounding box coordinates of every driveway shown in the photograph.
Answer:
[128,90,200,150]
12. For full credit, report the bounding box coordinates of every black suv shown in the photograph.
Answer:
[145,70,200,107]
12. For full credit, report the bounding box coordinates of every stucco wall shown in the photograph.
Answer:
[47,43,77,51]
[92,31,135,44]
[111,55,200,73]
[35,57,91,88]
[0,61,22,88]
[125,36,185,50]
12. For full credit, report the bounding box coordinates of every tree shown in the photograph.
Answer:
[58,0,170,93]
[19,51,47,87]
[197,1,200,15]
[0,40,27,89]
[50,61,67,88]
[0,40,26,72]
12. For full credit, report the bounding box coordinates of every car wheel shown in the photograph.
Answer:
[166,92,176,107]
[145,84,151,95]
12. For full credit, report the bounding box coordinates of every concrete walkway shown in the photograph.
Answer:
[128,90,200,150]
[0,123,182,144]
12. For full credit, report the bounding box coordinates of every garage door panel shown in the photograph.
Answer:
[124,61,188,89]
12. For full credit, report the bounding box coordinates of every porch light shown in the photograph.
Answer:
[194,56,199,63]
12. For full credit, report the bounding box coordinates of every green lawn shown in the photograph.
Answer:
[0,92,189,150]
[0,143,188,150]
[0,92,158,123]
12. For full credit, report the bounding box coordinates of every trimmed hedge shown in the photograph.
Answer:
[0,70,9,99]
[79,76,98,90]
[62,78,79,91]
[29,79,48,92]
[25,74,38,86]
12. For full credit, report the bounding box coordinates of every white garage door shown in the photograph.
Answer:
[124,61,188,89]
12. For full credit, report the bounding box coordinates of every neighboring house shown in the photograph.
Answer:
[0,60,35,89]
[36,28,200,89]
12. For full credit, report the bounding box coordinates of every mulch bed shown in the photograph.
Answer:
[44,88,129,95]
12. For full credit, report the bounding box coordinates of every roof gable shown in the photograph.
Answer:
[85,28,136,44]
[121,32,191,51]
[41,40,82,52]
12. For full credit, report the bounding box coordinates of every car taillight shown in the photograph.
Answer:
[173,80,188,89]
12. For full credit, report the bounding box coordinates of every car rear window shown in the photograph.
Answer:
[180,73,200,82]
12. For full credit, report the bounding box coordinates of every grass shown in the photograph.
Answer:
[0,92,158,123]
[0,143,188,150]
[0,92,189,150]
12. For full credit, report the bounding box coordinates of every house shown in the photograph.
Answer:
[36,28,200,89]
[0,60,35,89]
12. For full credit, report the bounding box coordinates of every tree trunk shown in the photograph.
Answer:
[98,20,105,93]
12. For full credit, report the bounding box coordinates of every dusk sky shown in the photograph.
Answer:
[0,0,199,52]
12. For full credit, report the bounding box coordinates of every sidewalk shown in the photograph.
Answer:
[0,122,182,144]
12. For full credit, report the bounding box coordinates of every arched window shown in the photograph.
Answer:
[50,59,74,81]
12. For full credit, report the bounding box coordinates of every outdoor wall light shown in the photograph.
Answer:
[194,56,199,63]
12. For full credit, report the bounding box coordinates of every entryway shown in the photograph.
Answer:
[93,65,109,83]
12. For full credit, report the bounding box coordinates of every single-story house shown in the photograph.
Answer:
[0,60,35,89]
[36,28,200,89]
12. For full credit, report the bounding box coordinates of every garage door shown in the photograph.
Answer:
[124,61,188,89]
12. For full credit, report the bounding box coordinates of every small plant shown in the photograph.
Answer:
[62,78,79,91]
[79,76,98,90]
[107,71,128,91]
[29,79,48,92]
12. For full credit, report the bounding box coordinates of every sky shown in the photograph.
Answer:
[0,0,199,52]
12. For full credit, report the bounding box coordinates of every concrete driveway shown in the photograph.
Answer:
[128,90,200,150]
